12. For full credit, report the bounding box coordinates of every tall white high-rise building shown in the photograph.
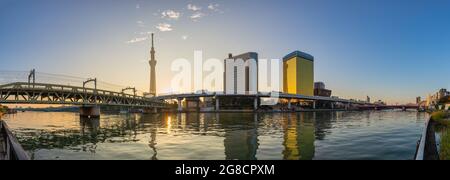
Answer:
[224,52,258,94]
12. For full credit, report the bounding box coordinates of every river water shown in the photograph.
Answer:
[2,111,427,160]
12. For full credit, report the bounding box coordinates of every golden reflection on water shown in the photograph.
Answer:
[166,116,172,134]
[282,113,315,160]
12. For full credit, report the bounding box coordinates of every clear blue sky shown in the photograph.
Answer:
[0,0,449,104]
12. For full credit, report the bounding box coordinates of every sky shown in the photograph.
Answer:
[0,0,449,104]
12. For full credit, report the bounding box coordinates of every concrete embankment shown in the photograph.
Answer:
[415,118,440,160]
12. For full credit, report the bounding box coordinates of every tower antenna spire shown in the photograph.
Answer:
[151,33,154,48]
[149,33,157,96]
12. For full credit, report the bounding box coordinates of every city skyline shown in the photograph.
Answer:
[1,0,449,104]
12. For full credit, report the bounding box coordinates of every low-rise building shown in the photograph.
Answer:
[426,88,450,109]
[313,82,332,97]
[314,89,332,97]
[374,100,386,105]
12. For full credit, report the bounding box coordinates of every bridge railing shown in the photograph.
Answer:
[0,120,30,160]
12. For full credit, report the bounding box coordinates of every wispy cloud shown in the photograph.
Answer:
[136,20,145,27]
[187,4,201,11]
[190,12,205,21]
[182,35,188,40]
[138,31,153,35]
[208,3,219,11]
[156,23,173,32]
[126,37,148,44]
[161,10,181,20]
[136,4,140,9]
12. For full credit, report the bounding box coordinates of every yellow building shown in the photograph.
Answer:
[283,51,314,96]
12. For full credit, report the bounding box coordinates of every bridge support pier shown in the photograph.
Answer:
[144,107,158,114]
[331,102,334,110]
[80,106,100,118]
[196,99,200,112]
[287,99,292,110]
[312,101,316,109]
[177,98,183,112]
[254,98,259,111]
[185,97,200,113]
[215,97,220,111]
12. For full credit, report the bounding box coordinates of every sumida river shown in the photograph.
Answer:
[2,110,427,160]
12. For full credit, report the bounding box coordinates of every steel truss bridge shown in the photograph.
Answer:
[0,70,166,109]
[0,82,165,108]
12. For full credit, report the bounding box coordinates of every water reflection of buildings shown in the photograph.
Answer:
[146,114,159,160]
[14,110,354,160]
[282,113,315,160]
[220,113,259,160]
[76,112,343,160]
[165,112,336,160]
[76,111,341,160]
[313,112,334,140]
[139,114,162,160]
[142,113,260,160]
